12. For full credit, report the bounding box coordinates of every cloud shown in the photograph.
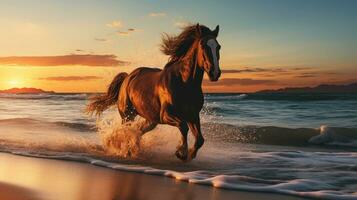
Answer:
[173,19,191,28]
[222,67,310,74]
[292,67,311,71]
[94,38,108,42]
[221,68,281,73]
[117,28,141,36]
[0,54,128,67]
[295,74,317,78]
[204,78,277,86]
[149,12,166,17]
[294,71,339,78]
[117,31,129,36]
[106,20,123,28]
[38,76,102,81]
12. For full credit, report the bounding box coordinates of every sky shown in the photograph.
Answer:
[0,0,356,93]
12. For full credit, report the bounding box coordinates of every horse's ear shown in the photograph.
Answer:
[213,25,219,37]
[195,23,201,37]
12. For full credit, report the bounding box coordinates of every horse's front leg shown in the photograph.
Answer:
[160,103,189,161]
[175,123,189,161]
[187,117,204,160]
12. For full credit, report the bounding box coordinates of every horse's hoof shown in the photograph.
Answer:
[175,150,188,161]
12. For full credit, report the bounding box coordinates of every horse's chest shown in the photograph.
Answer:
[176,93,204,113]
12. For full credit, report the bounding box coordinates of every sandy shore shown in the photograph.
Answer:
[0,153,309,200]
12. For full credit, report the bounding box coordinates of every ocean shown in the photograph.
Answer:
[0,93,356,199]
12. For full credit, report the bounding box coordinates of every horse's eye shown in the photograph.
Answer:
[217,45,221,50]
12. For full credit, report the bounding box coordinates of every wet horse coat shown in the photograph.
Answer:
[87,24,221,161]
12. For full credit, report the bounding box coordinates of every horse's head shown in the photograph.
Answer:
[196,24,221,82]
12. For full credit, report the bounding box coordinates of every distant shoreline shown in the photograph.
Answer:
[0,87,55,94]
[257,82,357,94]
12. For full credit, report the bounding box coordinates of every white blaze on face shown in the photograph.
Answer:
[207,39,219,78]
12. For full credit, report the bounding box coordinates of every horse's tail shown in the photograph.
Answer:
[86,72,128,116]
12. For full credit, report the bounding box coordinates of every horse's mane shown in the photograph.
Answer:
[160,24,213,67]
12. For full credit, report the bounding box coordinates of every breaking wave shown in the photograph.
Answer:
[1,118,357,150]
[203,123,357,148]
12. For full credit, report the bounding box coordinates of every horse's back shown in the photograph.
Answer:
[120,67,163,122]
[126,67,162,94]
[130,67,162,75]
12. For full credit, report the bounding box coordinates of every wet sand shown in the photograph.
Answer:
[0,182,39,200]
[0,153,309,200]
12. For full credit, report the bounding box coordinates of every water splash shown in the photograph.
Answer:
[95,111,181,159]
[96,112,142,158]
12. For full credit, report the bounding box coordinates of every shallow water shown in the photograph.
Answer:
[0,93,356,199]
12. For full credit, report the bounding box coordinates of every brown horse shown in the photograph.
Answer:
[87,23,221,161]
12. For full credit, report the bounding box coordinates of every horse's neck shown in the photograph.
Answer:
[180,42,204,86]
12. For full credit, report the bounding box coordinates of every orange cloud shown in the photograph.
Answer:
[203,78,277,86]
[38,76,102,81]
[0,54,128,67]
[222,67,311,74]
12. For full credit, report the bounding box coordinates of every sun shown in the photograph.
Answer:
[7,79,23,88]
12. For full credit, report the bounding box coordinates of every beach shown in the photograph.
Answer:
[0,93,356,200]
[0,152,310,200]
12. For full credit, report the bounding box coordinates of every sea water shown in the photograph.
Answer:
[0,93,357,199]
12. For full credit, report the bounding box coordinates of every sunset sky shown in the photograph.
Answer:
[0,0,356,93]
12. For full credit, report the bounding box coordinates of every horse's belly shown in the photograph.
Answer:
[133,98,161,122]
[127,69,162,122]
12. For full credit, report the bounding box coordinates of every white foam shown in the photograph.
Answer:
[309,125,357,147]
[2,150,357,200]
[204,94,248,100]
[237,94,248,99]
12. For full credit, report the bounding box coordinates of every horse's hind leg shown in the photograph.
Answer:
[138,119,157,135]
[187,117,204,160]
[118,92,137,124]
[119,107,137,124]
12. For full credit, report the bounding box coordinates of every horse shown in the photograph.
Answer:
[87,23,221,161]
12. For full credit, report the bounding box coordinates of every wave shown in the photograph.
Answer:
[1,118,357,149]
[205,93,248,100]
[202,123,357,148]
[0,93,88,100]
[242,93,357,101]
[0,118,95,132]
[206,93,357,101]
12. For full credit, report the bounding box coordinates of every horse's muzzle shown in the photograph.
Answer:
[208,69,221,82]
